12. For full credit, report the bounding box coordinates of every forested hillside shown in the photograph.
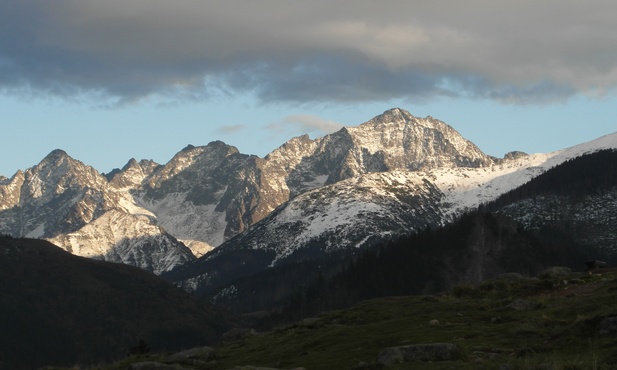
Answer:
[0,236,238,370]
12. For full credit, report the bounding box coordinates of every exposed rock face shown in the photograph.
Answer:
[347,109,492,170]
[273,108,494,198]
[7,149,113,237]
[0,170,24,211]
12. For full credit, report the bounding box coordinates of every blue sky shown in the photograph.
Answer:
[1,1,616,177]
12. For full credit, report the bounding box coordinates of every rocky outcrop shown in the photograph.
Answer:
[376,343,461,365]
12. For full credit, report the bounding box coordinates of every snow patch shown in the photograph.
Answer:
[137,191,228,248]
[179,239,214,258]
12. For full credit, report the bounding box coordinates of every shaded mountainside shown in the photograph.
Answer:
[488,149,617,254]
[0,236,239,370]
[274,211,606,323]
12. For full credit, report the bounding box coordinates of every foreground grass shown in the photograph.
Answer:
[89,269,617,369]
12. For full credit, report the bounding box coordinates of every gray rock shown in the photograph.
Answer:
[165,346,215,362]
[377,343,460,365]
[300,317,320,326]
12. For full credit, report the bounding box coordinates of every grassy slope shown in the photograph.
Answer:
[105,269,617,370]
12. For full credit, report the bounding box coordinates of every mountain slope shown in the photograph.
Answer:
[222,171,445,264]
[165,170,446,297]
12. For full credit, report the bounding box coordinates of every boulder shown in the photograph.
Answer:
[221,328,258,343]
[128,361,188,370]
[504,299,538,311]
[377,343,460,365]
[496,273,524,281]
[540,266,572,278]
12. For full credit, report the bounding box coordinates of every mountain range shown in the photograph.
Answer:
[1,107,616,281]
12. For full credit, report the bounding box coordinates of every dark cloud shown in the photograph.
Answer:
[1,1,616,105]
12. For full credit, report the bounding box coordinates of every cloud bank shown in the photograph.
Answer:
[1,0,616,105]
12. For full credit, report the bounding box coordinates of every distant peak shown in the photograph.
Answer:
[369,108,416,125]
[206,140,231,148]
[206,140,240,155]
[121,158,139,171]
[181,144,196,152]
